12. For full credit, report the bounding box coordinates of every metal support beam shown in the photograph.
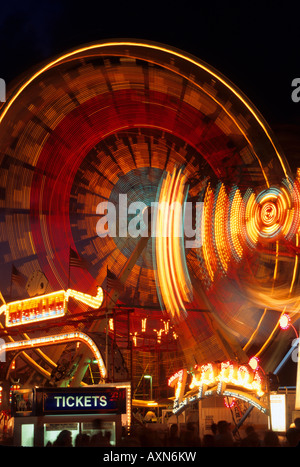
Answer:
[69,234,150,384]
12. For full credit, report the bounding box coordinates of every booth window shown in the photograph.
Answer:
[43,421,116,446]
[44,423,79,447]
[81,421,116,446]
[21,424,34,447]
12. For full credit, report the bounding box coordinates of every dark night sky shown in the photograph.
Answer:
[0,1,299,386]
[1,1,300,173]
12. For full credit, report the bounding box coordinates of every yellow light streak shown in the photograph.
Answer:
[254,233,300,357]
[66,286,104,308]
[229,187,244,259]
[202,184,215,282]
[245,191,258,247]
[155,168,192,320]
[3,287,103,327]
[214,184,230,273]
[141,317,147,332]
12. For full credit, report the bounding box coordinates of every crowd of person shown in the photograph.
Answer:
[47,418,300,447]
[202,419,300,447]
[48,429,112,447]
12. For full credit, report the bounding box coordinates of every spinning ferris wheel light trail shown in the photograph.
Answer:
[154,167,193,322]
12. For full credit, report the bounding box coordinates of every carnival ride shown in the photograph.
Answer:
[0,40,299,414]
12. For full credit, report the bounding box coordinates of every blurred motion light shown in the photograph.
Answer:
[1,39,299,379]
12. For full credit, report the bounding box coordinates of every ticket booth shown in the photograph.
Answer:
[12,383,131,447]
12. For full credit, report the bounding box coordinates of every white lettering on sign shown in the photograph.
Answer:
[53,395,107,408]
[100,395,107,406]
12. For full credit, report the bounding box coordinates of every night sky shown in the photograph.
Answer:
[1,1,299,387]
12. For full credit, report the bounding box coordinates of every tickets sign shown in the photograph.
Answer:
[37,387,126,415]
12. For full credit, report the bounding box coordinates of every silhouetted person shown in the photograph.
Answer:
[75,433,90,447]
[240,426,261,447]
[90,432,107,446]
[215,420,234,447]
[286,427,300,447]
[181,422,201,447]
[294,418,300,430]
[167,423,181,446]
[203,434,215,447]
[104,430,112,446]
[53,430,72,447]
[210,422,217,436]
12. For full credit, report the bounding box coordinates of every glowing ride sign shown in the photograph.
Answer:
[168,361,268,415]
[190,361,265,397]
[39,388,127,415]
[1,287,104,327]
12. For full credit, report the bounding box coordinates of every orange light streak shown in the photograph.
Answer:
[202,184,216,282]
[155,168,192,320]
[229,187,244,259]
[214,183,230,273]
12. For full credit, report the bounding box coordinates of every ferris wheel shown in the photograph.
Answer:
[0,40,298,389]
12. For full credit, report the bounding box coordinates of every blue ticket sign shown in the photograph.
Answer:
[36,387,126,415]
